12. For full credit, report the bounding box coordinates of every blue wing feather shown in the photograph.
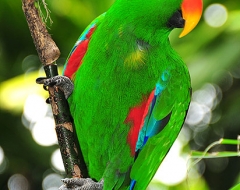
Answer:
[135,73,169,154]
[130,71,172,189]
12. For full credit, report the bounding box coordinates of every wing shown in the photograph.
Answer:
[128,72,191,190]
[63,13,106,79]
[62,13,106,178]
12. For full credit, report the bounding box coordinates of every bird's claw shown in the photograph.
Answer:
[36,75,74,99]
[46,97,50,104]
[59,178,104,190]
[43,84,48,91]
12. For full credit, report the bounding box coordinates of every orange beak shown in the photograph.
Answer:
[179,0,203,38]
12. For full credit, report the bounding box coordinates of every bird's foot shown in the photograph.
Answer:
[59,178,104,190]
[36,75,74,99]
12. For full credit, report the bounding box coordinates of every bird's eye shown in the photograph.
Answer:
[167,10,185,28]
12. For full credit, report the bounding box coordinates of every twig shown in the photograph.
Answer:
[22,0,82,178]
[37,0,53,26]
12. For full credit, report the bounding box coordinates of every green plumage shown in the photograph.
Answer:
[65,0,191,189]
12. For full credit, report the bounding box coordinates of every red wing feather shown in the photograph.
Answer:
[63,26,96,79]
[125,90,155,156]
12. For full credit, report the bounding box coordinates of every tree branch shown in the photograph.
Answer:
[22,0,82,178]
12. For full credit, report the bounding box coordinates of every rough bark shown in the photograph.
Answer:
[22,0,82,178]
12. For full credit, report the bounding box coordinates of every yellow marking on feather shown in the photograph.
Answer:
[124,49,146,69]
[118,25,123,37]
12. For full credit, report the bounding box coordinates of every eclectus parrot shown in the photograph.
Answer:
[38,0,202,189]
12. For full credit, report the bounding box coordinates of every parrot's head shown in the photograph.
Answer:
[112,0,202,38]
[170,0,203,37]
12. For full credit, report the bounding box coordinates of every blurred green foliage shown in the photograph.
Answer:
[0,0,240,190]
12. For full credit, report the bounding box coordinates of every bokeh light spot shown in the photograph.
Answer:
[22,55,40,72]
[0,146,4,166]
[42,173,63,190]
[192,84,217,109]
[0,146,7,174]
[23,94,48,124]
[32,117,57,146]
[51,149,65,172]
[214,71,233,92]
[206,157,228,173]
[8,174,29,190]
[186,102,210,126]
[153,140,187,185]
[185,83,222,129]
[204,4,228,27]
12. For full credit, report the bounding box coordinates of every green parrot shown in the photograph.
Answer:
[37,0,202,189]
